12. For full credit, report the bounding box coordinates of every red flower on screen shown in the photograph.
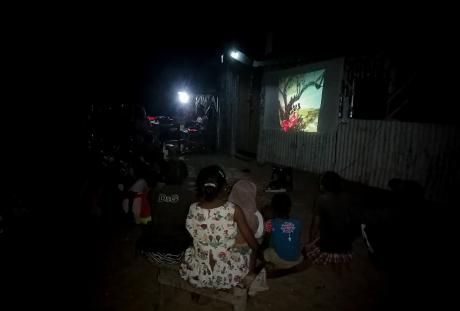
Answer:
[281,113,299,132]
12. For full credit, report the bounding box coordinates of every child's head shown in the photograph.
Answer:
[164,159,188,185]
[229,180,257,210]
[196,165,227,202]
[271,193,291,218]
[320,171,341,193]
[388,178,404,192]
[228,179,258,232]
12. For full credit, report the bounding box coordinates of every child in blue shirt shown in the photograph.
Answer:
[263,193,303,269]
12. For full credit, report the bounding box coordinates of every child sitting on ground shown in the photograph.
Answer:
[137,159,194,264]
[263,193,303,270]
[306,171,354,266]
[121,164,154,225]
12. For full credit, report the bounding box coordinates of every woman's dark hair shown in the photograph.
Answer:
[320,171,341,193]
[271,193,291,218]
[165,159,188,185]
[196,165,227,202]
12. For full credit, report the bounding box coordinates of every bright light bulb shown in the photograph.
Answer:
[178,91,190,104]
[230,51,239,59]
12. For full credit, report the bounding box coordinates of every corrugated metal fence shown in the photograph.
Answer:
[258,120,460,204]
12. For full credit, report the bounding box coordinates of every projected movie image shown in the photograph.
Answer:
[278,69,325,132]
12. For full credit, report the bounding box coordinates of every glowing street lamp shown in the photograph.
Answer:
[230,50,240,60]
[178,91,190,104]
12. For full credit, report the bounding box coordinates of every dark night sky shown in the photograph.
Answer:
[90,30,268,116]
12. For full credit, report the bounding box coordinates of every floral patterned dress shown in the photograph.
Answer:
[180,202,250,289]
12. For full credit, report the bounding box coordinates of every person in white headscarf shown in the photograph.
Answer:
[228,180,264,244]
[228,179,268,295]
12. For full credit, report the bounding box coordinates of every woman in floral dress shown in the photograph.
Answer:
[180,165,259,289]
